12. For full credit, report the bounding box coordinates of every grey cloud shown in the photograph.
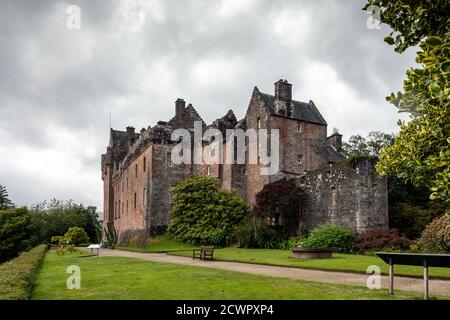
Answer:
[0,0,415,210]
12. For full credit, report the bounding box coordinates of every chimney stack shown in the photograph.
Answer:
[275,79,292,102]
[126,126,135,137]
[327,133,343,151]
[175,98,186,118]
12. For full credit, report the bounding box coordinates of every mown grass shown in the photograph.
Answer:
[32,252,428,300]
[117,235,199,253]
[0,245,48,300]
[168,248,450,279]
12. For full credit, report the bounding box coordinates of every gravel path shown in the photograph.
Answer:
[86,248,450,297]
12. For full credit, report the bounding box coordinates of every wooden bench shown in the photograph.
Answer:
[192,246,214,260]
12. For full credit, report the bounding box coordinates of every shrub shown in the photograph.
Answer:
[389,202,443,239]
[354,228,412,254]
[0,208,35,263]
[104,224,118,249]
[235,216,286,249]
[415,215,450,253]
[168,176,249,245]
[64,227,89,246]
[253,178,302,236]
[0,244,48,300]
[301,224,356,253]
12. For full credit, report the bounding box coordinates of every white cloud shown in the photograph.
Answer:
[216,0,257,18]
[271,8,312,48]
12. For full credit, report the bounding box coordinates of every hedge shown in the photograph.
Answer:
[0,244,48,300]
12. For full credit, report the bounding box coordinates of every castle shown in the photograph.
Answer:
[101,79,388,237]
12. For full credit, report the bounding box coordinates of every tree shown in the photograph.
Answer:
[0,208,34,263]
[342,131,395,157]
[364,0,450,53]
[364,1,450,204]
[0,185,14,210]
[28,199,101,243]
[167,176,249,245]
[253,178,302,236]
[64,227,89,246]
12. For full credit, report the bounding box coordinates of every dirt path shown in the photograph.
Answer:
[86,248,450,297]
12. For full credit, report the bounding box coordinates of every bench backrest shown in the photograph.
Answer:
[201,246,214,254]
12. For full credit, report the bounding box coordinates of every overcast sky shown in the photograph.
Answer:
[0,0,416,211]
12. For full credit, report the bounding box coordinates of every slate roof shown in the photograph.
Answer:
[260,93,327,125]
[327,145,346,163]
[110,130,127,147]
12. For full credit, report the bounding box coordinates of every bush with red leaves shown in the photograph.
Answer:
[354,228,412,254]
[253,178,302,236]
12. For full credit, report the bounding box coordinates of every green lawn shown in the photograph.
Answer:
[168,248,450,279]
[117,235,199,253]
[32,252,427,300]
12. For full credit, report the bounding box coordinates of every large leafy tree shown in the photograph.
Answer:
[253,178,302,236]
[168,176,249,245]
[0,185,14,210]
[0,208,33,263]
[364,1,450,204]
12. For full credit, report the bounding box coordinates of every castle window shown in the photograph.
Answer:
[135,164,138,178]
[114,202,117,219]
[118,200,121,218]
[143,188,146,207]
[122,202,124,216]
[134,193,137,209]
[297,122,302,132]
[297,155,303,165]
[257,117,261,129]
[242,168,247,176]
[122,180,124,192]
[126,200,129,214]
[167,152,173,168]
[207,166,211,176]
[143,157,147,172]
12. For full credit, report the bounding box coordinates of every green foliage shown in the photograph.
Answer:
[0,208,34,263]
[364,0,450,53]
[364,0,450,203]
[376,32,450,203]
[300,224,356,253]
[236,216,299,249]
[415,215,450,253]
[29,199,101,244]
[0,185,14,210]
[104,224,118,249]
[168,176,249,245]
[63,227,89,246]
[342,131,395,157]
[0,244,47,300]
[253,178,302,236]
[389,202,444,239]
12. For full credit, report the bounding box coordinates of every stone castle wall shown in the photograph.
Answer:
[300,157,388,233]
